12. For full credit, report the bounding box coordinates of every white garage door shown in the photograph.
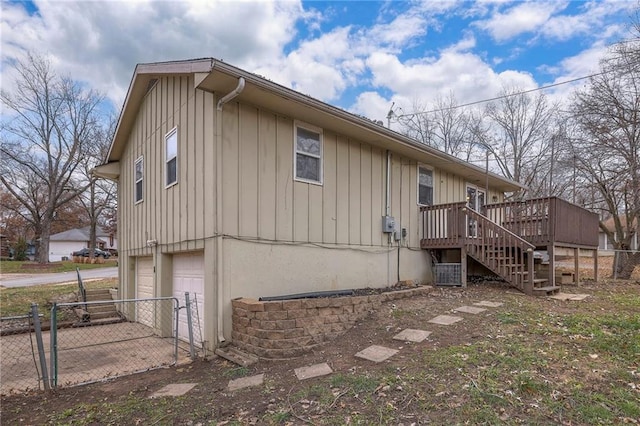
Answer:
[173,253,204,345]
[136,257,154,327]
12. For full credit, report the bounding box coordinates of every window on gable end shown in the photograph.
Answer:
[165,127,178,187]
[294,122,323,184]
[418,165,433,206]
[134,156,144,203]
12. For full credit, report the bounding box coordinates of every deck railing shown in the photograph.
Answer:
[484,197,599,248]
[420,203,535,292]
[420,202,467,248]
[464,207,535,293]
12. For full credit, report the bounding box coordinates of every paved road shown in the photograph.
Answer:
[0,267,118,288]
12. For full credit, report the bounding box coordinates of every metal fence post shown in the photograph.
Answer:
[185,292,196,360]
[174,298,180,363]
[30,303,50,390]
[50,303,58,388]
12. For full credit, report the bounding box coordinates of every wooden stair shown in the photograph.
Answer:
[463,208,560,296]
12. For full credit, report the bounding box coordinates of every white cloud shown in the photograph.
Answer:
[1,0,305,108]
[357,48,537,119]
[540,43,609,105]
[0,0,632,131]
[475,1,566,42]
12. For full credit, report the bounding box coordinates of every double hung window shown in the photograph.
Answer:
[294,122,323,184]
[418,165,433,206]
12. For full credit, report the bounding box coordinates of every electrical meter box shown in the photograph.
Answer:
[382,216,395,233]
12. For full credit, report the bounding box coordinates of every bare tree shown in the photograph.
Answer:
[0,53,103,263]
[570,37,640,278]
[78,118,117,258]
[477,87,558,199]
[398,93,477,160]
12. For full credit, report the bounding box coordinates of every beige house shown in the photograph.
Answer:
[97,58,529,352]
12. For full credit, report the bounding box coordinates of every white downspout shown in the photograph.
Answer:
[385,150,391,217]
[215,77,245,346]
[217,77,245,111]
[386,150,392,285]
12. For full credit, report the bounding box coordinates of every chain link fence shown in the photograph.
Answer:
[0,305,49,394]
[50,297,184,388]
[1,293,201,394]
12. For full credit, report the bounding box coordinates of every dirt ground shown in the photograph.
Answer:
[1,278,639,425]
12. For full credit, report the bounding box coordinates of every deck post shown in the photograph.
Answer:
[460,247,467,287]
[574,247,580,285]
[525,248,534,295]
[593,249,598,282]
[548,245,556,288]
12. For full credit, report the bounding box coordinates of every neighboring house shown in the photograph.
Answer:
[49,226,118,262]
[598,217,638,251]
[95,58,598,353]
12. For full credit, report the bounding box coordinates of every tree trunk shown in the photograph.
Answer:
[88,180,97,259]
[617,251,640,279]
[36,218,51,263]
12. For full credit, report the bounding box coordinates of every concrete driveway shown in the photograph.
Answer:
[0,267,118,288]
[0,322,188,394]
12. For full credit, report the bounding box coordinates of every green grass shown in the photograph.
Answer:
[223,366,249,379]
[0,278,117,320]
[6,281,640,425]
[1,259,117,274]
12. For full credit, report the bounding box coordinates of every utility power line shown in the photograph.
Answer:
[394,73,604,119]
[394,36,640,120]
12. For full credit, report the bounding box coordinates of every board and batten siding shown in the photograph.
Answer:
[119,76,216,256]
[219,102,403,248]
[118,76,497,256]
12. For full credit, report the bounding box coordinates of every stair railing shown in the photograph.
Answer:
[76,267,87,306]
[463,207,535,294]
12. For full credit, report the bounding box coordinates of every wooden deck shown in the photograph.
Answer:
[421,197,599,250]
[420,197,599,295]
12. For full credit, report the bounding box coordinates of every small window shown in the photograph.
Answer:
[418,165,433,206]
[165,127,178,187]
[294,122,323,184]
[134,156,144,203]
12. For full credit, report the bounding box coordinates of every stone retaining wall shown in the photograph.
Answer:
[231,286,432,359]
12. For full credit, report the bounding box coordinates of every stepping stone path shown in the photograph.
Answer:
[228,373,264,391]
[294,363,333,380]
[454,305,487,314]
[160,297,508,397]
[428,314,464,325]
[393,329,432,342]
[149,383,197,398]
[355,345,399,363]
[474,301,503,307]
[550,293,589,301]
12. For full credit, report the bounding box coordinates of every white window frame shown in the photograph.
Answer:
[293,121,323,185]
[165,127,178,188]
[417,164,434,206]
[134,156,144,204]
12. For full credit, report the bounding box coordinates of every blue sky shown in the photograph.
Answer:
[1,1,636,126]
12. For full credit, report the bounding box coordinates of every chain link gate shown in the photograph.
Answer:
[0,304,49,394]
[3,292,202,392]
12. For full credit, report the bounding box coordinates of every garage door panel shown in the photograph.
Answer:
[173,253,204,346]
[136,257,154,327]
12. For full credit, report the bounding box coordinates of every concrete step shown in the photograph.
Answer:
[87,311,122,321]
[86,304,117,314]
[215,346,259,366]
[73,316,126,327]
[84,290,113,301]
